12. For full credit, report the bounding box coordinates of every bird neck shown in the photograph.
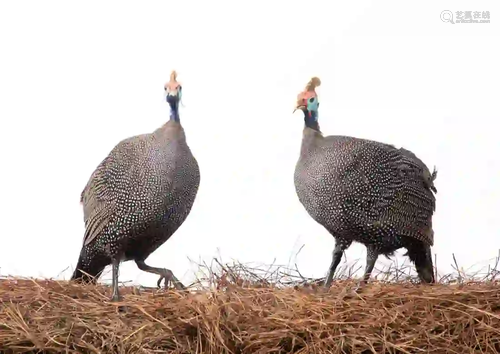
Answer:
[156,120,185,141]
[166,94,181,123]
[304,110,320,132]
[300,124,323,156]
[169,108,180,123]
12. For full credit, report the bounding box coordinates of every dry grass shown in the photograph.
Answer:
[2,257,500,353]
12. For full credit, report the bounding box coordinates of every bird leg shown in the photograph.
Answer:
[360,247,379,286]
[135,260,186,291]
[110,258,122,302]
[324,239,351,288]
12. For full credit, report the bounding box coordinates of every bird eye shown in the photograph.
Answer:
[309,97,315,103]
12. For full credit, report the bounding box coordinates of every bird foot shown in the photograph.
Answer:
[352,280,368,294]
[109,294,129,312]
[323,277,334,290]
[156,268,186,291]
[110,294,122,302]
[322,284,332,294]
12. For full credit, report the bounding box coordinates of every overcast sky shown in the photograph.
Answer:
[0,1,499,287]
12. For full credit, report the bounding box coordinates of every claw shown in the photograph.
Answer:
[156,269,177,290]
[136,260,186,292]
[157,276,164,289]
[164,275,171,289]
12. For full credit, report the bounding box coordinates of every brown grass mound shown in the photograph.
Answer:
[1,273,500,354]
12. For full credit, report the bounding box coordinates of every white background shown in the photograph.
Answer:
[0,1,499,287]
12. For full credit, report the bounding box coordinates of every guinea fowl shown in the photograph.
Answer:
[293,77,437,287]
[71,72,200,301]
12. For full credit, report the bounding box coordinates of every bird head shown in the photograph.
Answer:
[293,77,321,130]
[165,70,182,122]
[293,91,319,116]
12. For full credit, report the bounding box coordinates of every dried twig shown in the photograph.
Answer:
[2,255,500,353]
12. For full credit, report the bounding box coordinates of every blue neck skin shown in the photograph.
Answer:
[166,94,180,123]
[304,109,320,131]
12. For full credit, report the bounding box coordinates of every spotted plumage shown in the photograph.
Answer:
[71,86,199,301]
[293,78,437,287]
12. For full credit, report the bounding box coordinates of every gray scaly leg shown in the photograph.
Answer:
[352,247,379,293]
[359,246,379,287]
[135,260,186,291]
[111,258,122,302]
[324,238,352,288]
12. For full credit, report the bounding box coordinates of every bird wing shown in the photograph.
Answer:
[380,144,437,245]
[80,136,140,246]
[80,134,179,247]
[322,137,437,246]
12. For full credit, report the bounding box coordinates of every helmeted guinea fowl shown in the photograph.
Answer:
[293,77,437,287]
[71,71,200,301]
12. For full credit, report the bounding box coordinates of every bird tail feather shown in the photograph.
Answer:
[70,250,106,283]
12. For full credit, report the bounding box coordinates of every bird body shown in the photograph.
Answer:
[295,132,436,252]
[293,77,437,286]
[72,73,199,300]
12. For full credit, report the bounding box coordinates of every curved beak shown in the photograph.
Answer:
[293,105,306,113]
